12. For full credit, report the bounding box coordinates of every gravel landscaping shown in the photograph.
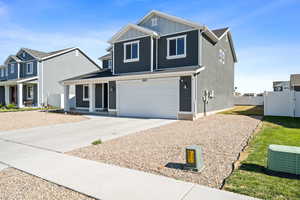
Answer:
[0,168,94,200]
[0,111,87,131]
[69,114,262,188]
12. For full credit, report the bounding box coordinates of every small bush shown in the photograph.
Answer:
[0,104,4,108]
[92,139,102,145]
[6,104,17,109]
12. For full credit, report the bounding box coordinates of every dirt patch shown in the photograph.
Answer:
[0,111,87,131]
[0,168,94,200]
[69,114,262,188]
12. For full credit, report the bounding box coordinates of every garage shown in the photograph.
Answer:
[117,77,179,119]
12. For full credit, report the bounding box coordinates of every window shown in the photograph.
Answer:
[5,68,8,76]
[108,60,112,69]
[26,62,33,74]
[10,64,14,73]
[123,41,139,63]
[0,69,3,77]
[83,85,89,101]
[219,49,225,64]
[27,85,33,100]
[151,17,158,27]
[22,52,26,58]
[167,35,186,59]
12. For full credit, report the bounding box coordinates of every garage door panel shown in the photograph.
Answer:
[117,77,179,119]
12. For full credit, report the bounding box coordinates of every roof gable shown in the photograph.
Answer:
[139,13,195,35]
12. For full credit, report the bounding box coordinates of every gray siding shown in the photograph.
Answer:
[114,36,151,74]
[7,63,18,80]
[20,61,38,78]
[139,15,194,35]
[23,84,38,106]
[157,30,198,69]
[17,50,35,61]
[0,86,4,105]
[42,49,99,105]
[76,85,89,108]
[0,68,7,81]
[117,29,147,42]
[196,34,234,113]
[179,76,192,112]
[95,84,102,108]
[108,81,116,109]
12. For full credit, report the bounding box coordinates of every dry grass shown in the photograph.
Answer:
[0,111,87,131]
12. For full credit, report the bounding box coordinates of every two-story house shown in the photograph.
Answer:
[0,47,99,108]
[62,10,237,120]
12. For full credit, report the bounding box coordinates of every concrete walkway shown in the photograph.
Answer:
[0,139,257,200]
[0,116,174,152]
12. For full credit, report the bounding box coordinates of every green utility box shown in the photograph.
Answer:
[184,145,204,172]
[267,144,300,175]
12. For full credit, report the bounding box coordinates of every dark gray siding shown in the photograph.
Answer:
[108,81,116,109]
[76,85,89,108]
[114,36,151,74]
[7,63,18,80]
[158,30,198,69]
[179,76,192,112]
[95,84,102,108]
[0,86,5,105]
[0,68,7,81]
[17,50,35,61]
[20,61,38,78]
[196,34,234,113]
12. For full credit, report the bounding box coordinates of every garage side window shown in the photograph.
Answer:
[83,85,89,101]
[123,40,139,63]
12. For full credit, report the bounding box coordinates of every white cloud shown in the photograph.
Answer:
[235,44,300,93]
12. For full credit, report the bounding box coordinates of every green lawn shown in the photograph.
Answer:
[0,107,59,112]
[223,116,300,200]
[220,106,264,116]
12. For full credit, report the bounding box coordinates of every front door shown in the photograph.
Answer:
[103,83,108,109]
[10,86,17,104]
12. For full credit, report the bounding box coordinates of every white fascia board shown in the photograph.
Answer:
[108,24,159,44]
[40,47,77,60]
[63,66,205,85]
[17,76,38,83]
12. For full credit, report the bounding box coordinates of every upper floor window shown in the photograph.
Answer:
[83,85,89,101]
[219,49,225,64]
[0,69,4,77]
[22,52,26,58]
[167,35,186,59]
[124,41,139,63]
[5,68,8,76]
[10,64,14,73]
[26,62,33,74]
[108,60,112,69]
[151,17,158,27]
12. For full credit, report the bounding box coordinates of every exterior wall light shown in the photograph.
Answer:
[184,145,204,172]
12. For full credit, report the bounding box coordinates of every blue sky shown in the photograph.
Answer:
[0,0,299,93]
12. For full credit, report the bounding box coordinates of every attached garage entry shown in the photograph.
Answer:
[117,77,179,119]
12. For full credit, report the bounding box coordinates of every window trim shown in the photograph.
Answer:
[108,60,112,69]
[82,85,89,101]
[123,40,139,63]
[1,69,4,77]
[166,35,187,60]
[26,62,34,74]
[10,64,14,74]
[219,48,225,65]
[27,85,33,100]
[151,17,158,27]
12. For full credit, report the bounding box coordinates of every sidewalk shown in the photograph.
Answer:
[0,139,257,200]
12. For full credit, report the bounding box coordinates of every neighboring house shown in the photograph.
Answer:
[273,81,290,92]
[0,47,99,107]
[62,10,237,120]
[290,74,300,91]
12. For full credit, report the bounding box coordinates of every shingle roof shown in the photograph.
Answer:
[22,47,74,59]
[212,27,229,38]
[98,53,112,60]
[290,74,300,86]
[64,69,114,81]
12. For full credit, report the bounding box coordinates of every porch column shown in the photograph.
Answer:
[64,85,70,112]
[89,83,95,112]
[17,84,24,108]
[4,85,9,105]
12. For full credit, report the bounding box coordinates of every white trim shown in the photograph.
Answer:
[160,29,197,37]
[40,47,76,60]
[123,40,140,63]
[26,62,34,74]
[16,76,38,83]
[75,107,89,110]
[156,38,158,70]
[191,75,195,113]
[150,37,153,72]
[102,83,104,109]
[195,107,234,119]
[82,84,89,101]
[108,60,112,69]
[112,44,115,75]
[63,66,206,85]
[198,29,203,66]
[166,35,186,60]
[178,111,193,114]
[108,23,159,44]
[218,28,230,40]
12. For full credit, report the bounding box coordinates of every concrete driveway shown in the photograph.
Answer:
[0,115,174,153]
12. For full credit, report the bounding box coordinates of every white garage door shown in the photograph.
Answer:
[117,77,179,119]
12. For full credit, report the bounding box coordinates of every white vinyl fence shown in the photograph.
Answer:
[234,96,264,106]
[264,91,300,117]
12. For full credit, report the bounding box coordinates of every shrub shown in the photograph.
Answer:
[92,139,102,145]
[6,104,17,109]
[0,104,4,108]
